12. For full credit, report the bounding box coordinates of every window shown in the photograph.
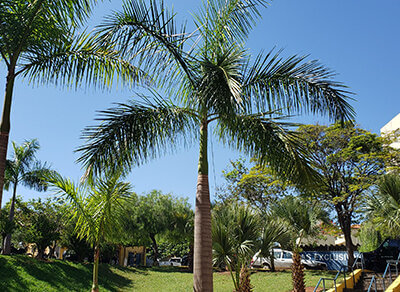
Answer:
[283,251,292,259]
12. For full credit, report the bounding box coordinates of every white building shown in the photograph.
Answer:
[380,113,400,149]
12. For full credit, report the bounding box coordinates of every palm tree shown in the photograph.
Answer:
[271,197,328,292]
[2,139,50,255]
[47,171,132,292]
[212,203,259,292]
[0,0,143,208]
[77,1,354,290]
[257,215,289,272]
[367,173,400,236]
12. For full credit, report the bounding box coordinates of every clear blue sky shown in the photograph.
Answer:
[1,0,399,207]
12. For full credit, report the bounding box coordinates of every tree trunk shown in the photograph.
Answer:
[291,251,305,292]
[150,234,159,266]
[270,248,276,272]
[237,264,253,292]
[2,182,17,255]
[335,205,355,268]
[37,248,44,259]
[91,245,100,292]
[0,68,15,210]
[193,121,213,292]
[188,243,194,272]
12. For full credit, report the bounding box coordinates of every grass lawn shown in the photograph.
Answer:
[0,255,335,291]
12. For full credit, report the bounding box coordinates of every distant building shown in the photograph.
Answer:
[381,113,400,149]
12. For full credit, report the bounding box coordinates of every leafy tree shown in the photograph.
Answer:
[212,203,259,292]
[0,207,14,250]
[122,190,191,266]
[366,173,400,238]
[2,139,50,254]
[271,196,328,292]
[77,0,353,290]
[22,198,60,259]
[47,171,132,292]
[218,158,290,211]
[0,0,143,208]
[296,122,399,267]
[164,198,194,270]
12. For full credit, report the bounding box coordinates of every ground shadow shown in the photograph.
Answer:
[0,255,134,291]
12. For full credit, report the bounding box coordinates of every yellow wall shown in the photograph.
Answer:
[326,269,363,292]
[118,246,146,266]
[386,275,400,292]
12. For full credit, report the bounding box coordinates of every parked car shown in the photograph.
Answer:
[159,257,182,266]
[181,254,189,266]
[250,249,327,270]
[362,238,400,272]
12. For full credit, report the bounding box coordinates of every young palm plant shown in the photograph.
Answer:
[366,173,400,236]
[0,0,144,208]
[256,215,290,272]
[2,139,51,254]
[77,1,354,290]
[47,171,132,292]
[271,197,328,292]
[212,203,259,292]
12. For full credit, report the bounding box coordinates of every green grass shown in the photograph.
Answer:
[0,255,335,291]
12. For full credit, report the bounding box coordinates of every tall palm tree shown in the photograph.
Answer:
[2,139,50,254]
[77,1,354,290]
[271,197,328,292]
[47,171,132,292]
[367,173,400,236]
[0,0,143,208]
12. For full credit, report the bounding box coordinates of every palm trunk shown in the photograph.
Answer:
[0,68,15,210]
[291,251,305,292]
[91,245,100,292]
[193,122,213,292]
[2,182,17,255]
[238,264,253,292]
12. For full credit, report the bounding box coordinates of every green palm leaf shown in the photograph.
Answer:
[96,0,195,87]
[77,95,198,178]
[20,31,145,89]
[242,50,355,121]
[217,113,320,187]
[367,174,400,234]
[194,0,269,47]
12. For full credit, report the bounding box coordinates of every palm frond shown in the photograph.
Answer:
[20,31,145,89]
[96,0,195,88]
[0,0,97,61]
[194,0,269,47]
[271,196,328,249]
[77,94,198,179]
[217,112,321,188]
[21,162,52,192]
[242,49,355,122]
[367,174,400,233]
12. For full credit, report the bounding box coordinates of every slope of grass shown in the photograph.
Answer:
[0,255,335,291]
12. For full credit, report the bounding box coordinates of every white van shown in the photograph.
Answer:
[250,249,327,270]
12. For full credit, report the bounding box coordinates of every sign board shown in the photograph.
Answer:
[301,251,359,271]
